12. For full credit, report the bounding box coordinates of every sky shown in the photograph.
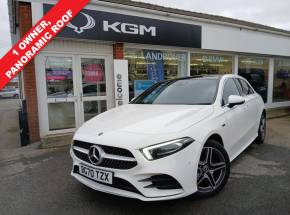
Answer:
[0,0,11,58]
[136,0,290,29]
[1,0,290,57]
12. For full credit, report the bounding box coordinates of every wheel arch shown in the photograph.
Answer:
[206,133,224,147]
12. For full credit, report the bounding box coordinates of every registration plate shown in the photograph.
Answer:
[79,164,113,184]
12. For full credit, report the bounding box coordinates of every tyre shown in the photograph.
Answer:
[195,139,230,198]
[255,113,266,144]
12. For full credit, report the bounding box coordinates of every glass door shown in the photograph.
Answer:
[78,56,108,123]
[41,54,112,135]
[44,56,78,132]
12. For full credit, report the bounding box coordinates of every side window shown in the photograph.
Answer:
[238,79,254,96]
[234,78,243,95]
[248,84,255,94]
[222,78,241,106]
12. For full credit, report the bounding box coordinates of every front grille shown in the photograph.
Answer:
[72,140,137,170]
[74,140,134,157]
[73,165,141,195]
[140,174,182,190]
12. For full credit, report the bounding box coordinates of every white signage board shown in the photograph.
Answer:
[113,59,129,107]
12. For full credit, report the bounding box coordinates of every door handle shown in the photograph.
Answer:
[80,92,83,102]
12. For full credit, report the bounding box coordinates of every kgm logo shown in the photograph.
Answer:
[103,21,157,37]
[66,13,157,37]
[66,12,95,34]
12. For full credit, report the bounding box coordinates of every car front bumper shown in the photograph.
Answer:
[70,140,202,201]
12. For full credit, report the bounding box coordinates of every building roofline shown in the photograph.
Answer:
[99,0,290,36]
[7,0,290,38]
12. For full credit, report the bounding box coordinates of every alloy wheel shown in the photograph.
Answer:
[197,147,227,193]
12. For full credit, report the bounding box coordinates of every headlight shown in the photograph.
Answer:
[140,137,194,161]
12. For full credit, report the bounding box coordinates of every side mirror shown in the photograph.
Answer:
[228,95,245,108]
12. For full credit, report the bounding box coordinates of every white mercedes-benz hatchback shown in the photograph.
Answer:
[70,74,266,201]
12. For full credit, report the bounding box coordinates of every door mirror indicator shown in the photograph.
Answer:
[228,95,245,108]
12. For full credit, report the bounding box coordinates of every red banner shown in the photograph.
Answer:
[0,0,90,90]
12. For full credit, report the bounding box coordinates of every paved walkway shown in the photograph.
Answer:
[0,99,21,149]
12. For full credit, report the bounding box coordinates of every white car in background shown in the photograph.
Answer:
[0,88,19,99]
[70,75,266,201]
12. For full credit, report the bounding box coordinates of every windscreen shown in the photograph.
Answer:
[132,78,219,105]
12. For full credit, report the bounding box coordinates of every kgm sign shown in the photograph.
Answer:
[43,4,201,48]
[103,21,156,36]
[65,13,156,36]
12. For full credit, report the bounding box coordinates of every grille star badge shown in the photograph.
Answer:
[88,145,104,165]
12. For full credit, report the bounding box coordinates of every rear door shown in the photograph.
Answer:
[236,78,260,141]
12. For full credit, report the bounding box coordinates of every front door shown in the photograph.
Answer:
[42,54,112,135]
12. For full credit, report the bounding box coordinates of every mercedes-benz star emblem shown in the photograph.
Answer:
[66,12,95,34]
[88,145,104,165]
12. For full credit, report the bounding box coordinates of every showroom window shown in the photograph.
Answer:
[81,58,106,97]
[190,53,233,76]
[45,56,75,130]
[125,48,188,100]
[273,58,290,102]
[45,56,73,98]
[238,56,269,102]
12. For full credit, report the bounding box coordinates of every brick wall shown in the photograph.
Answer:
[18,2,40,143]
[113,43,124,59]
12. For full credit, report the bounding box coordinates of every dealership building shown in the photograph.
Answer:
[8,0,290,144]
